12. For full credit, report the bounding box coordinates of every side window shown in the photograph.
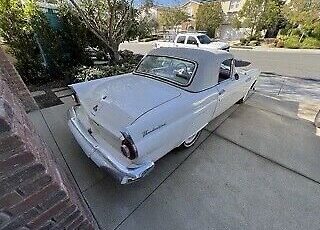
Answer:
[218,59,233,83]
[187,36,198,45]
[176,36,186,44]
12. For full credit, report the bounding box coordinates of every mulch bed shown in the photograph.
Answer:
[27,79,69,109]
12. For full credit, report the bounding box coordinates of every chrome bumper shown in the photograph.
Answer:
[68,106,154,184]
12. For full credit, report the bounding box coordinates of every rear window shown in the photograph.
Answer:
[135,55,196,86]
[197,35,212,44]
[176,36,186,44]
[187,36,198,45]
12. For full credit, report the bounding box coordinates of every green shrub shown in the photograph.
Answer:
[0,0,47,83]
[311,22,320,40]
[73,50,143,82]
[301,37,320,49]
[240,38,248,45]
[276,39,284,48]
[73,63,136,82]
[284,36,300,49]
[0,0,93,84]
[290,28,302,37]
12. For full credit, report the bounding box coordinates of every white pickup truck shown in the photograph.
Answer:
[155,33,230,51]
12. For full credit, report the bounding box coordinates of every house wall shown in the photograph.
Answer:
[149,0,249,40]
[219,0,248,40]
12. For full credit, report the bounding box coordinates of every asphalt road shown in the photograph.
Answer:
[231,49,320,80]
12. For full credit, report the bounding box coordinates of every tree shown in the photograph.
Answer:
[195,2,224,38]
[158,8,188,31]
[68,0,136,62]
[262,0,286,38]
[126,10,158,40]
[237,0,284,38]
[0,0,48,81]
[142,0,154,8]
[238,0,266,37]
[284,0,320,40]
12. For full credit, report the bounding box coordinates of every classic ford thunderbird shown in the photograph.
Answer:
[68,47,259,184]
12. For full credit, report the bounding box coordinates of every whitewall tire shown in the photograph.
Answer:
[182,131,201,148]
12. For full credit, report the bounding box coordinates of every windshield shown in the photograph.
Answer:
[197,35,212,44]
[135,55,196,86]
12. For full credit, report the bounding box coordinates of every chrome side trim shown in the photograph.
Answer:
[68,106,154,184]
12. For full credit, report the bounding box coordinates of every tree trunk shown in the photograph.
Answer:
[68,0,121,63]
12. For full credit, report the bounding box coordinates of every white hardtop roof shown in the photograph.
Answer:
[177,32,206,36]
[147,47,234,92]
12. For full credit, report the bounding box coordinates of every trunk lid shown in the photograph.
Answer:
[71,73,181,133]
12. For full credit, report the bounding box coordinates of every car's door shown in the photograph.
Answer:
[214,59,244,118]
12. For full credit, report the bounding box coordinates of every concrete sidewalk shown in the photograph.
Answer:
[28,90,320,230]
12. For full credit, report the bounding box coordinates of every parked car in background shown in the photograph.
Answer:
[68,47,259,184]
[155,33,230,51]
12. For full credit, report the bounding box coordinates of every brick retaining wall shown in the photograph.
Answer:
[0,49,95,229]
[0,48,38,113]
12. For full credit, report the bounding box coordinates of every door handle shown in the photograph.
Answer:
[218,89,225,95]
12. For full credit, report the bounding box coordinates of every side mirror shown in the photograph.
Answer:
[196,42,199,47]
[234,73,239,80]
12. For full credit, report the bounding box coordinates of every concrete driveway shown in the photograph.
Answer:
[27,43,320,229]
[28,88,320,229]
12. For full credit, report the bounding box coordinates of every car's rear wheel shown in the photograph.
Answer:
[238,81,256,104]
[238,90,250,104]
[182,131,201,148]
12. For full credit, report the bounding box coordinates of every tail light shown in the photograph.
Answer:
[72,93,80,105]
[70,87,80,105]
[120,132,138,160]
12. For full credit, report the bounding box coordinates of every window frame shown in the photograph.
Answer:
[176,35,186,44]
[134,54,198,87]
[218,58,234,83]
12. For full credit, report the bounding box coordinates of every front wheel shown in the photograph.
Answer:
[182,131,201,148]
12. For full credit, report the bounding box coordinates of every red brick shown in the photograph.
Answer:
[66,214,84,230]
[0,151,34,175]
[0,134,23,156]
[38,220,55,230]
[0,163,46,196]
[19,175,52,196]
[39,190,67,210]
[78,220,91,230]
[3,207,39,230]
[0,191,22,209]
[27,198,69,229]
[8,183,59,215]
[54,204,76,223]
[52,209,81,229]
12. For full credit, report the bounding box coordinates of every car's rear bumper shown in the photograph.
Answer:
[68,106,154,184]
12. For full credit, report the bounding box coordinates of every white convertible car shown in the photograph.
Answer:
[68,47,259,184]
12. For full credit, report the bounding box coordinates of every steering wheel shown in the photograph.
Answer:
[174,63,188,76]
